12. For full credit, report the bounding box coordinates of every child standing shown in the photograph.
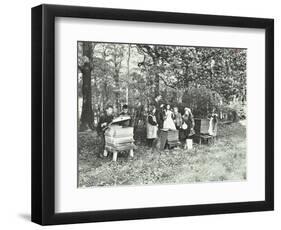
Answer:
[97,105,114,157]
[172,106,183,130]
[146,106,158,147]
[173,106,183,141]
[163,104,176,130]
[182,107,195,149]
[119,104,131,127]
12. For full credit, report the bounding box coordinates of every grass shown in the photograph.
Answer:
[78,121,246,187]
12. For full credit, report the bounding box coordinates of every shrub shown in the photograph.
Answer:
[227,101,247,120]
[182,86,223,118]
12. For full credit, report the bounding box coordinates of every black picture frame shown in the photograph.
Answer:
[31,4,274,225]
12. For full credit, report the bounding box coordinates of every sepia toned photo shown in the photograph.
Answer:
[77,41,247,187]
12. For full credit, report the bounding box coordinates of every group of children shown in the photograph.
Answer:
[146,104,195,149]
[97,102,196,157]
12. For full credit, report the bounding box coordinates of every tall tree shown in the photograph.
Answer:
[107,44,125,110]
[126,44,131,104]
[137,45,247,104]
[78,42,95,131]
[137,45,175,97]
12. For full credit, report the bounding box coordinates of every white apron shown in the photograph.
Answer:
[146,115,158,139]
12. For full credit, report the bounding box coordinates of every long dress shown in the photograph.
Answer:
[163,110,176,130]
[146,114,158,139]
[208,114,218,136]
[182,112,195,139]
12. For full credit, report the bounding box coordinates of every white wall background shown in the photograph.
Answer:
[0,0,279,229]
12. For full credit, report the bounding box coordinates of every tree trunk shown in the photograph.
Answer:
[126,45,131,105]
[152,56,160,98]
[154,73,160,98]
[114,68,120,111]
[92,75,98,124]
[80,42,94,131]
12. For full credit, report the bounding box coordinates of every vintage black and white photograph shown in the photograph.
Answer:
[77,41,247,187]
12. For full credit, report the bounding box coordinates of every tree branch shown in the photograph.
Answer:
[158,74,177,89]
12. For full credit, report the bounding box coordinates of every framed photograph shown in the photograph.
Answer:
[31,4,274,225]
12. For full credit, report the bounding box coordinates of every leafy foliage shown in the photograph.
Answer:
[182,86,223,117]
[77,42,247,128]
[137,45,247,103]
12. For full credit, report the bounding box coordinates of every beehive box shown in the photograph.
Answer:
[105,125,134,150]
[167,130,179,147]
[105,125,134,137]
[194,119,210,134]
[167,130,179,142]
[105,136,134,146]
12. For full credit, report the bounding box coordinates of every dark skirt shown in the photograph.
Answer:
[181,127,192,140]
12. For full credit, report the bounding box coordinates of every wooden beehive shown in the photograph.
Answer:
[105,126,134,151]
[194,119,210,134]
[167,130,179,147]
[167,130,179,142]
[105,125,133,137]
